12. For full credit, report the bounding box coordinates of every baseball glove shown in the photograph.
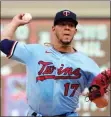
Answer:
[88,69,111,108]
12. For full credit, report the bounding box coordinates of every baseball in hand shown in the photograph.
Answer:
[22,13,32,21]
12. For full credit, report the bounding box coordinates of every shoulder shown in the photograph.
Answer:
[77,51,96,63]
[23,43,51,53]
[77,51,100,73]
[17,43,45,50]
[16,43,47,54]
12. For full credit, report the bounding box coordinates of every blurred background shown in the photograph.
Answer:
[1,1,110,116]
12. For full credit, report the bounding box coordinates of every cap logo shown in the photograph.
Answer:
[63,10,70,16]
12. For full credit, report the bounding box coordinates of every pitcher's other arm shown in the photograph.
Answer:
[1,13,30,40]
[0,13,31,57]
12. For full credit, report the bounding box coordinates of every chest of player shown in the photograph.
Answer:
[35,52,82,82]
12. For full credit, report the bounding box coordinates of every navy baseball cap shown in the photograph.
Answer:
[54,10,78,27]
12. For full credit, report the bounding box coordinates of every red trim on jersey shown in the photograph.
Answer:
[36,75,80,81]
[7,41,18,58]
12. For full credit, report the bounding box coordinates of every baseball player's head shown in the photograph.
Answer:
[52,10,78,46]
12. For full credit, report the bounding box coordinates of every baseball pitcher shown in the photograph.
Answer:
[0,10,110,116]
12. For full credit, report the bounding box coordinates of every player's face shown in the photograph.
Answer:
[52,21,77,45]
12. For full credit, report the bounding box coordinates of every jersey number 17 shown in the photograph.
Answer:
[64,83,79,97]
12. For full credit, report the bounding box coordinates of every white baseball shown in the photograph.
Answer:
[22,13,32,21]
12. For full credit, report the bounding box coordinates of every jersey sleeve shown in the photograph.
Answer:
[85,59,100,88]
[0,39,35,64]
[11,42,33,64]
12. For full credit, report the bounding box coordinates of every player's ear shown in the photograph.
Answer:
[73,28,77,36]
[52,26,55,32]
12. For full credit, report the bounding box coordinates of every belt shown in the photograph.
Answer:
[32,112,73,117]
